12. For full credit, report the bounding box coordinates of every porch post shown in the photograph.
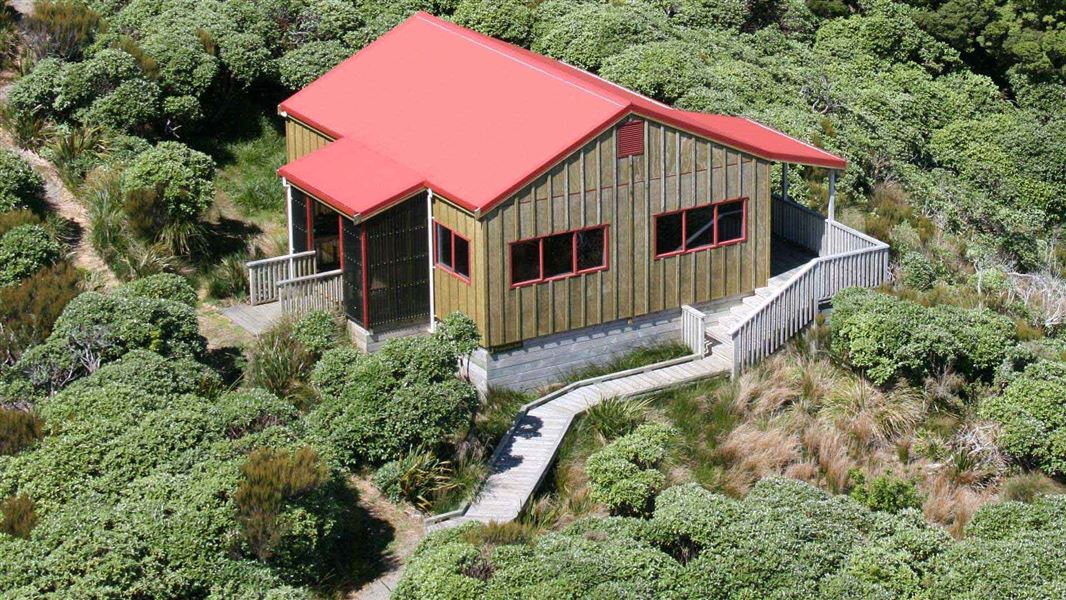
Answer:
[282,178,295,279]
[426,188,436,332]
[827,169,837,222]
[781,163,789,203]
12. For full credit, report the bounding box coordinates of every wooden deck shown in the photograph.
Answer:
[222,301,286,336]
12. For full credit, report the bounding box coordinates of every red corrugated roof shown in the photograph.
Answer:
[279,138,424,219]
[279,12,846,218]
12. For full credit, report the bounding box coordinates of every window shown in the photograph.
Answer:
[654,197,747,258]
[510,226,608,286]
[434,222,470,281]
[617,119,645,157]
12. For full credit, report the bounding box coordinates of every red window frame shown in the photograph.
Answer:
[433,221,471,283]
[653,197,748,259]
[509,225,609,288]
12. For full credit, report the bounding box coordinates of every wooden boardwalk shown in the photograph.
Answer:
[428,353,731,529]
[222,301,285,336]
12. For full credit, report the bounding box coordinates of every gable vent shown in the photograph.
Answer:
[617,119,645,157]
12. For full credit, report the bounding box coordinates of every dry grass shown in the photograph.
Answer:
[718,423,801,495]
[923,474,991,537]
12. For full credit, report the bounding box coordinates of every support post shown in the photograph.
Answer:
[827,169,837,222]
[283,178,294,277]
[426,188,436,333]
[781,163,789,203]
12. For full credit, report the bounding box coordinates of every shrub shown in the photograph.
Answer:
[0,224,63,286]
[116,273,197,308]
[0,494,37,539]
[81,77,162,132]
[585,422,673,515]
[246,319,315,401]
[373,449,456,512]
[831,287,1014,384]
[120,141,215,223]
[24,0,101,60]
[849,471,924,514]
[600,40,708,103]
[435,311,481,358]
[234,446,328,561]
[0,408,44,455]
[0,149,44,212]
[979,360,1066,476]
[532,2,669,71]
[309,346,366,400]
[0,261,81,364]
[453,0,534,46]
[4,57,67,123]
[899,251,936,290]
[0,209,40,238]
[277,41,351,90]
[292,310,341,356]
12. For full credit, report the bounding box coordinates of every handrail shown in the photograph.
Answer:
[278,269,343,316]
[726,210,889,376]
[246,251,318,306]
[246,250,315,268]
[276,268,343,286]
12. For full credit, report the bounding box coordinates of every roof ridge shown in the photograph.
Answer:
[412,12,627,109]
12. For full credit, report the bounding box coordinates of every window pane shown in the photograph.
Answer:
[454,235,470,278]
[511,239,540,284]
[686,206,714,250]
[655,212,684,256]
[717,201,744,243]
[543,232,574,278]
[576,228,605,271]
[435,223,453,269]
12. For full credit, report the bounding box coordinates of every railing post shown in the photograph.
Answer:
[828,170,837,222]
[781,163,789,203]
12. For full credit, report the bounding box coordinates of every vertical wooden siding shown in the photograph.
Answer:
[431,196,487,339]
[482,118,771,348]
[285,119,333,162]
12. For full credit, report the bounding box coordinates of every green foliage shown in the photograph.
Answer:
[849,470,924,513]
[435,311,481,357]
[601,40,709,103]
[246,319,315,401]
[532,1,670,70]
[13,282,206,393]
[0,409,44,456]
[277,40,352,90]
[453,0,535,45]
[0,261,80,366]
[831,287,1014,384]
[307,329,478,466]
[899,251,936,290]
[292,310,341,357]
[581,397,651,443]
[373,449,456,512]
[0,225,63,287]
[585,422,673,515]
[116,273,198,308]
[0,150,44,213]
[121,141,215,223]
[979,360,1066,475]
[0,494,37,539]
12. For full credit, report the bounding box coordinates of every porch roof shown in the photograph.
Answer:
[279,138,425,219]
[279,12,847,220]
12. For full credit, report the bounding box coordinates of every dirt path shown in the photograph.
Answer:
[0,125,120,288]
[347,477,425,600]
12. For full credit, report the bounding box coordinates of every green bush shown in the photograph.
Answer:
[292,310,341,356]
[831,287,1014,384]
[277,40,351,90]
[453,0,534,46]
[24,0,101,61]
[531,1,669,71]
[0,150,44,213]
[116,273,197,308]
[4,57,68,122]
[979,360,1066,476]
[307,330,478,466]
[899,251,936,290]
[585,422,673,515]
[246,319,315,401]
[0,225,63,286]
[849,471,924,514]
[120,141,215,222]
[600,40,708,103]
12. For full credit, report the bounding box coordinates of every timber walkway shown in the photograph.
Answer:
[427,352,729,530]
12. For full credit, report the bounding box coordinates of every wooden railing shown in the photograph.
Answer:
[681,305,708,357]
[772,194,825,255]
[246,251,316,305]
[278,269,343,315]
[728,197,890,376]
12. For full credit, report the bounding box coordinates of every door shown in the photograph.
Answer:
[363,195,430,331]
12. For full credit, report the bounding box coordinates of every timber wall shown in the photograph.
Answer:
[285,119,333,162]
[480,116,772,348]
